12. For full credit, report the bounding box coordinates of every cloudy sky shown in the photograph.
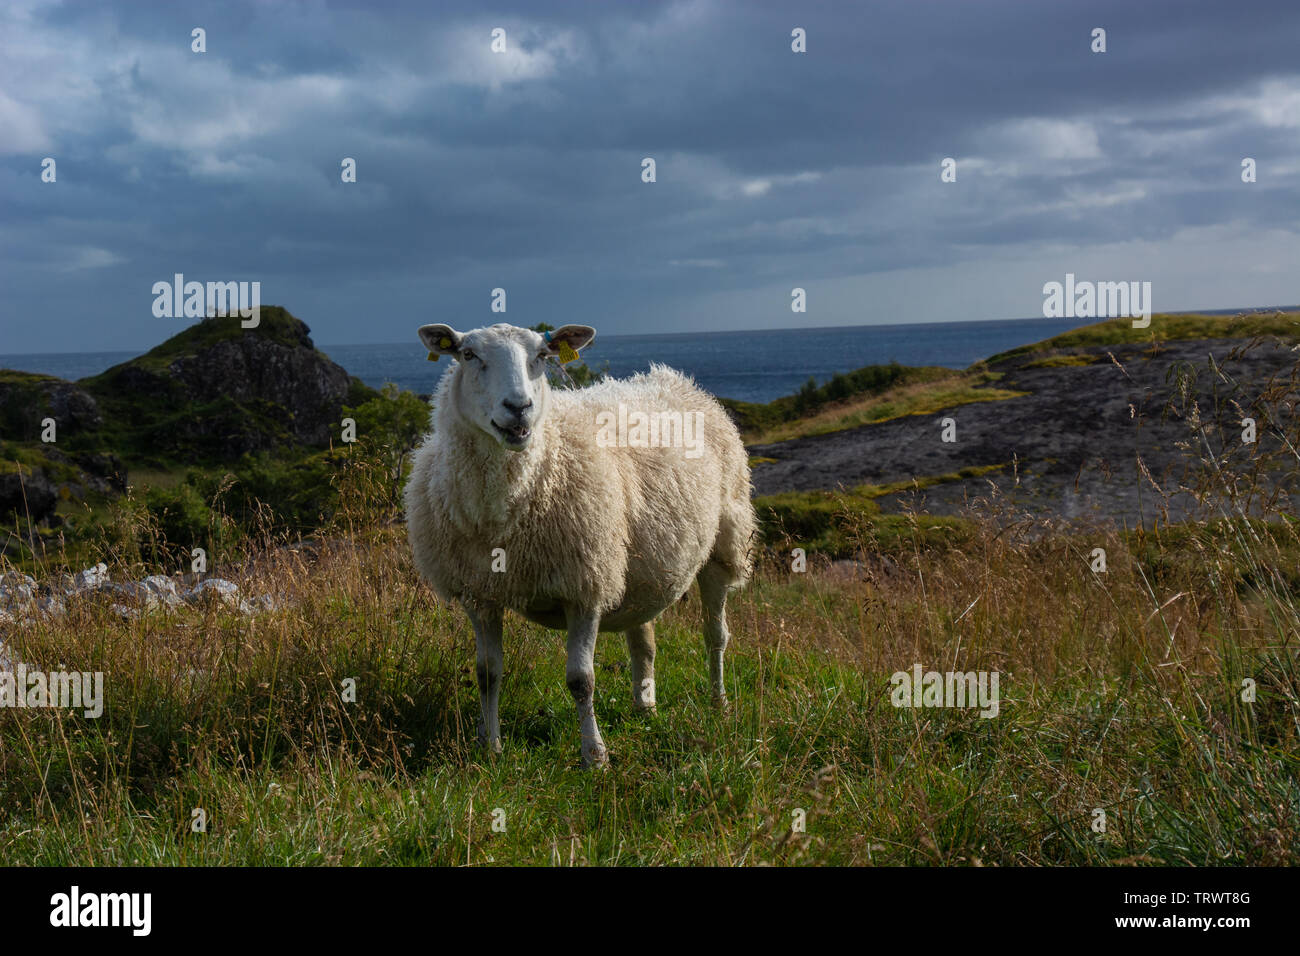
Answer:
[2,0,1298,354]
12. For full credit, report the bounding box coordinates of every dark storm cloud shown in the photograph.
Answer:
[1,0,1298,352]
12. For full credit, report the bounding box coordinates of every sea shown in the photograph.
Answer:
[2,310,1292,405]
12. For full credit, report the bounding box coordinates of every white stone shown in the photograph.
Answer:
[141,575,180,597]
[72,562,110,592]
[187,578,241,607]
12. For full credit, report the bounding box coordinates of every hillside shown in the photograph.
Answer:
[79,305,376,466]
[7,307,1300,567]
[0,307,416,565]
[749,311,1300,534]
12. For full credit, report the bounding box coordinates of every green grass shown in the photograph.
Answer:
[0,442,99,492]
[2,524,1296,865]
[1022,354,1100,369]
[988,310,1300,364]
[746,372,1027,445]
[723,363,951,437]
[751,468,1005,555]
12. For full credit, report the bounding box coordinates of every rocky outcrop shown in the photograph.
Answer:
[0,465,58,524]
[749,335,1300,526]
[2,305,377,539]
[0,445,125,526]
[0,372,102,442]
[0,566,290,638]
[166,331,351,447]
[79,305,367,463]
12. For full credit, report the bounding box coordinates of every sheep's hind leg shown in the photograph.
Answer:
[625,622,656,712]
[697,560,734,708]
[465,603,504,755]
[566,610,608,767]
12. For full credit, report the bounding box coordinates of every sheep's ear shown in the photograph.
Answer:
[419,324,462,360]
[546,325,596,354]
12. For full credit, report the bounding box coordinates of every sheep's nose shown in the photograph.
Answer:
[502,397,533,416]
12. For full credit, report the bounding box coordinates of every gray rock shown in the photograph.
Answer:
[187,578,241,607]
[68,451,127,493]
[255,593,285,612]
[0,572,38,608]
[141,574,179,596]
[101,581,139,600]
[86,309,355,459]
[0,374,102,441]
[748,335,1300,527]
[0,468,58,524]
[37,380,103,435]
[140,575,183,607]
[72,562,110,592]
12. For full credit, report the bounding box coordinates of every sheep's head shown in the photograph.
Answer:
[418,322,596,452]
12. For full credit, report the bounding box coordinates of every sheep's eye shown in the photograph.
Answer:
[461,350,476,362]
[536,351,549,362]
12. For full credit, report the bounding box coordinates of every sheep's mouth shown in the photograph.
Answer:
[492,420,532,446]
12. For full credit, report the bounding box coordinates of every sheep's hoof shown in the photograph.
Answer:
[581,743,609,769]
[476,732,503,755]
[712,695,730,713]
[631,700,657,715]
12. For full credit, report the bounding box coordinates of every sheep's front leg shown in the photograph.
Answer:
[465,603,504,754]
[565,610,608,767]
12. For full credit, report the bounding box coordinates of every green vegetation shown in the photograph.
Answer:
[4,310,1300,866]
[3,384,426,572]
[751,467,1005,556]
[77,306,380,468]
[1022,353,1099,369]
[3,499,1297,864]
[1,371,65,444]
[988,310,1300,364]
[741,370,1027,445]
[723,361,947,437]
[1,308,432,569]
[88,305,325,374]
[0,441,86,485]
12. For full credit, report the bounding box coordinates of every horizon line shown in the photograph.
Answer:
[2,305,1297,359]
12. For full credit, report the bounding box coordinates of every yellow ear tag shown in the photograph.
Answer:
[557,341,580,364]
[428,335,453,361]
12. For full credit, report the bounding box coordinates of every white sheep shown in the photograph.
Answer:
[404,322,755,766]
